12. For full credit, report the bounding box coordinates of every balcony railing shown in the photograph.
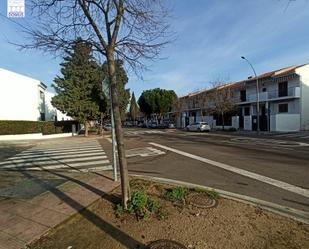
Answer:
[240,86,300,103]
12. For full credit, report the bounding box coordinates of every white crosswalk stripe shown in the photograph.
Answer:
[125,130,165,136]
[0,139,112,172]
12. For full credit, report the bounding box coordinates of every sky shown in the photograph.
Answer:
[1,0,309,98]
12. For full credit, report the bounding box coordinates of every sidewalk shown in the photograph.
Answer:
[0,172,119,249]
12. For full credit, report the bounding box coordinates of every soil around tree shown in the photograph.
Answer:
[29,179,309,249]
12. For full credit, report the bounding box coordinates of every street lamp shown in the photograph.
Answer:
[241,56,260,134]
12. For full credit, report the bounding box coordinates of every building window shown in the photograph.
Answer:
[278,103,288,113]
[40,112,46,121]
[244,107,250,116]
[262,87,267,92]
[240,90,246,102]
[278,81,288,97]
[40,90,44,99]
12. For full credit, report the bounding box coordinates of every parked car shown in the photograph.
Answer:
[168,123,175,129]
[186,122,211,132]
[137,122,147,128]
[123,121,134,127]
[103,123,112,131]
[148,121,158,128]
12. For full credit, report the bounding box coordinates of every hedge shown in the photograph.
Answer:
[0,120,79,135]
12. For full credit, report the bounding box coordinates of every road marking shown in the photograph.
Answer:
[0,155,108,168]
[149,142,309,199]
[23,160,110,170]
[126,147,165,157]
[27,143,99,151]
[18,148,103,157]
[20,146,101,154]
[1,156,107,169]
[7,152,105,161]
[1,139,112,173]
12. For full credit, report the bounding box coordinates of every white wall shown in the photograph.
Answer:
[296,64,309,130]
[232,116,239,129]
[274,114,300,132]
[45,91,72,121]
[0,68,42,121]
[244,116,252,130]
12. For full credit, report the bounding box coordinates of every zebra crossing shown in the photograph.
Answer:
[0,139,112,173]
[125,130,166,136]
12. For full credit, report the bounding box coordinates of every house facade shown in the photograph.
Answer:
[0,68,70,122]
[175,64,309,132]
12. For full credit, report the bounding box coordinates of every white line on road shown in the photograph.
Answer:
[4,159,111,170]
[149,142,309,199]
[1,156,109,168]
[7,151,105,161]
[0,155,108,167]
[21,146,101,154]
[17,148,103,157]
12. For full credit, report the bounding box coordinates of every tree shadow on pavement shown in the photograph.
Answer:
[20,170,145,249]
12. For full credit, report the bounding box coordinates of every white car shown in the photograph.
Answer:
[186,122,211,132]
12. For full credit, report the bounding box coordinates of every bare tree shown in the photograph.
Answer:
[208,82,236,130]
[20,0,172,209]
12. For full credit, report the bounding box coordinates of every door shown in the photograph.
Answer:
[278,81,288,97]
[238,107,244,129]
[259,105,268,131]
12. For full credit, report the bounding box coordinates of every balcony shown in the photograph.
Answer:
[268,86,300,99]
[238,87,300,104]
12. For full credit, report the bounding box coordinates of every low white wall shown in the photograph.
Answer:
[244,116,252,130]
[274,114,300,132]
[0,133,73,141]
[270,115,276,132]
[232,116,239,129]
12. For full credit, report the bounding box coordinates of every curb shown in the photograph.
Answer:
[130,174,309,225]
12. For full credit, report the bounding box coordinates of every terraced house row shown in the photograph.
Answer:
[175,64,309,132]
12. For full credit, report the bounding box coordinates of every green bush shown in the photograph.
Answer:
[0,120,78,135]
[206,190,220,199]
[115,191,166,220]
[163,187,188,201]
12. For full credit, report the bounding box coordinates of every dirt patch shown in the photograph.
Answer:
[29,179,309,249]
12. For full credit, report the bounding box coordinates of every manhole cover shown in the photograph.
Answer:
[186,193,217,209]
[147,240,187,249]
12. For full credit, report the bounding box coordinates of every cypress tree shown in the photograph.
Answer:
[51,39,105,136]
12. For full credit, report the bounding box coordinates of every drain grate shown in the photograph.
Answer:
[186,192,217,209]
[147,240,187,249]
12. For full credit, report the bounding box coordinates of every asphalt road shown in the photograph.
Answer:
[1,130,309,215]
[111,128,309,213]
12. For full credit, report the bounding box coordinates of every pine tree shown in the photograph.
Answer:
[129,92,139,123]
[51,39,105,136]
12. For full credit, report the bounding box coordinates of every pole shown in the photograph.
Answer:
[110,102,118,181]
[256,77,260,135]
[102,80,118,181]
[241,56,260,134]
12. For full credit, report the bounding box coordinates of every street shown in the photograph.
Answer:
[112,129,309,213]
[1,130,309,214]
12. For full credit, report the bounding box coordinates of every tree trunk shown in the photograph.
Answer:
[107,51,130,209]
[84,121,89,137]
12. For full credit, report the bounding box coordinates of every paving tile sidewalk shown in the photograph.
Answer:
[0,172,119,249]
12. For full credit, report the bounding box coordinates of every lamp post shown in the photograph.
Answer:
[241,56,260,134]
